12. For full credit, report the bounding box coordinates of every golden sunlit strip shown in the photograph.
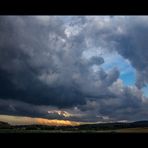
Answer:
[35,118,79,126]
[0,115,80,126]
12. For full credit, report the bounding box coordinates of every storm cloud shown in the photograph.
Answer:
[0,16,148,122]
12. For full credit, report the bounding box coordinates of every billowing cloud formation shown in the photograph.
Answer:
[47,110,72,118]
[0,16,148,122]
[0,16,119,106]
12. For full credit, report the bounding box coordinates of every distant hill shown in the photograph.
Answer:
[78,121,148,130]
[132,121,148,127]
[0,121,10,126]
[133,120,148,124]
[0,121,11,129]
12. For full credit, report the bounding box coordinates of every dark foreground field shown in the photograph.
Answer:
[1,128,148,133]
[1,120,148,133]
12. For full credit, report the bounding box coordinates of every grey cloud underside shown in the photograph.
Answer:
[0,99,48,117]
[0,16,148,122]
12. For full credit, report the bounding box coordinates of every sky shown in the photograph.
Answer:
[0,16,148,125]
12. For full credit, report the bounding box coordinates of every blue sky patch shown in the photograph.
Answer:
[101,53,136,86]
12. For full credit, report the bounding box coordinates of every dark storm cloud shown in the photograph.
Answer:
[0,16,96,108]
[0,16,120,108]
[0,16,148,122]
[0,16,65,106]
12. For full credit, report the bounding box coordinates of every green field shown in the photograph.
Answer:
[1,120,148,133]
[1,127,148,133]
[116,127,148,133]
